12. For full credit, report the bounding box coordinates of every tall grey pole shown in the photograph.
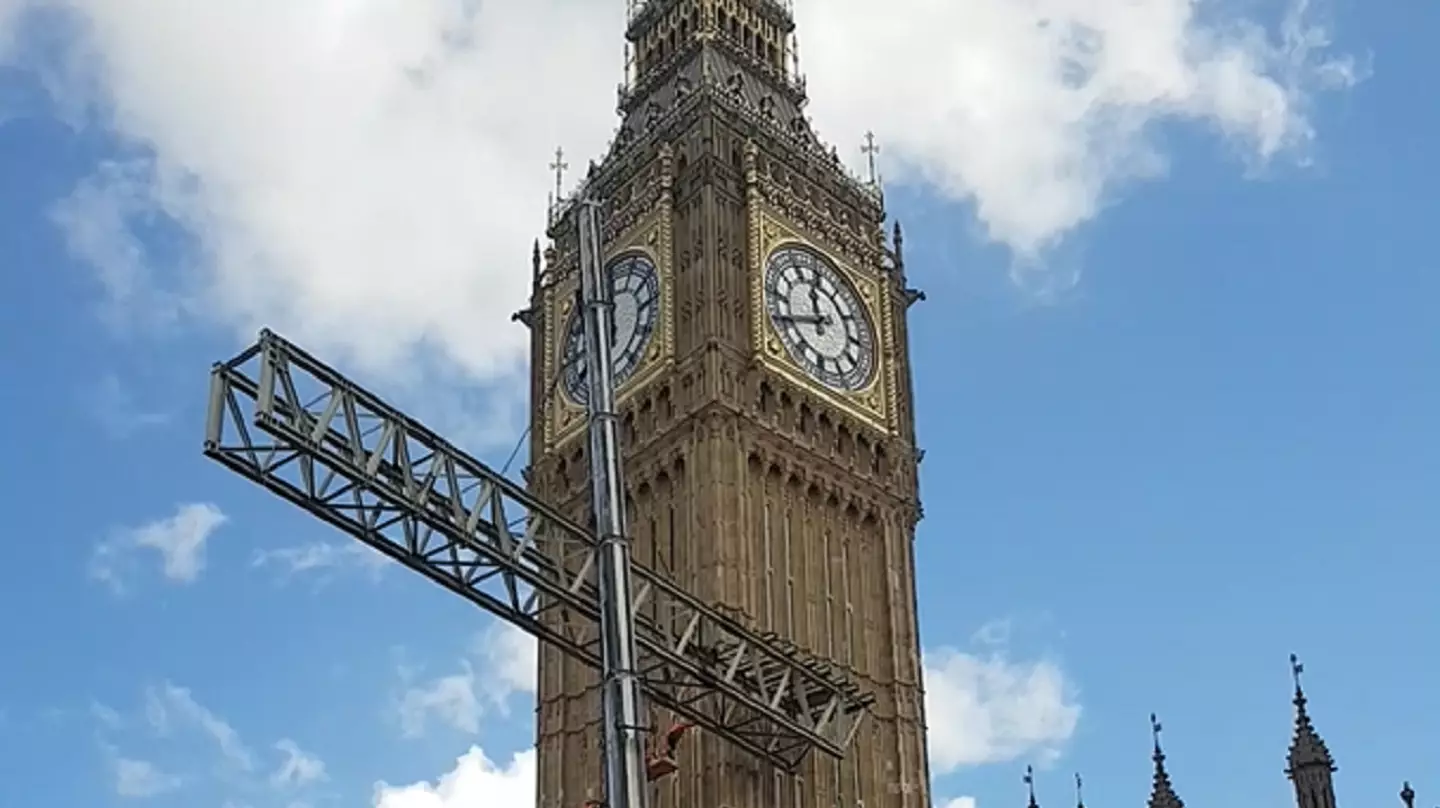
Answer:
[577,198,651,808]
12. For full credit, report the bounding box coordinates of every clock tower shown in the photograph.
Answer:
[524,1,930,807]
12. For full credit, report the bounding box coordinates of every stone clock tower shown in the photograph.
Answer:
[523,2,929,807]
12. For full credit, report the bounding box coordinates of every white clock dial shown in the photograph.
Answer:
[764,245,875,392]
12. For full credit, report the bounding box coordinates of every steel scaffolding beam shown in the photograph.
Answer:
[203,329,872,771]
[576,197,650,808]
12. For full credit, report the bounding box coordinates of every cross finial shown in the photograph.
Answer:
[1290,653,1306,694]
[550,146,569,207]
[862,131,881,185]
[1150,713,1164,754]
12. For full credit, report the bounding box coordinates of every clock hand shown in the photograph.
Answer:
[776,313,833,326]
[808,284,826,336]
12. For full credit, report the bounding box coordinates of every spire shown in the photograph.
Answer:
[1286,654,1338,808]
[511,239,545,329]
[1024,765,1040,808]
[1286,654,1337,775]
[1074,773,1085,808]
[624,0,797,89]
[1147,714,1185,808]
[618,0,806,147]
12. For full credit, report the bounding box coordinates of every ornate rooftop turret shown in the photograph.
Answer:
[1286,655,1338,808]
[1148,714,1186,808]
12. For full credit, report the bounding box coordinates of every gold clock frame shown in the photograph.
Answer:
[543,209,676,450]
[749,206,893,431]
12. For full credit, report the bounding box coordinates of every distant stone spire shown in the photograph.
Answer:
[511,238,545,328]
[1286,654,1338,808]
[1024,765,1041,808]
[1147,714,1185,808]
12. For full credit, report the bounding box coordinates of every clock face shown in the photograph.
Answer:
[764,245,875,392]
[561,253,661,405]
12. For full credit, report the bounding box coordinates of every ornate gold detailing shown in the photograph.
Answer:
[752,157,882,268]
[880,272,902,444]
[539,278,559,441]
[544,206,676,451]
[623,0,802,115]
[604,172,667,246]
[749,208,891,431]
[601,50,882,233]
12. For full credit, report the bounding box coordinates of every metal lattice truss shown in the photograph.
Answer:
[204,330,873,771]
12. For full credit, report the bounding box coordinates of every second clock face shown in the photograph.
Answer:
[561,253,661,405]
[764,245,875,392]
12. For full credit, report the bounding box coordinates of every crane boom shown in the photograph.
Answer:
[203,329,872,771]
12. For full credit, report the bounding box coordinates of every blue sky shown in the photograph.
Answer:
[0,1,1434,808]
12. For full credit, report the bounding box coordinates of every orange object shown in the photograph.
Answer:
[660,722,695,754]
[646,755,679,780]
[644,722,696,782]
[580,722,701,805]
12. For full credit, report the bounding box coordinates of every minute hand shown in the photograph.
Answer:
[776,313,832,326]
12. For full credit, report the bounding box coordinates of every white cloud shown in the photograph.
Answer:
[0,0,1353,384]
[95,683,332,805]
[113,757,181,798]
[395,621,538,738]
[91,701,124,730]
[924,647,1081,773]
[396,663,485,739]
[374,747,534,808]
[474,622,538,709]
[5,0,620,386]
[51,160,187,332]
[252,541,388,582]
[144,681,255,771]
[271,739,328,788]
[90,373,172,438]
[0,0,31,58]
[800,0,1358,265]
[90,502,227,591]
[942,797,980,808]
[971,618,1014,648]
